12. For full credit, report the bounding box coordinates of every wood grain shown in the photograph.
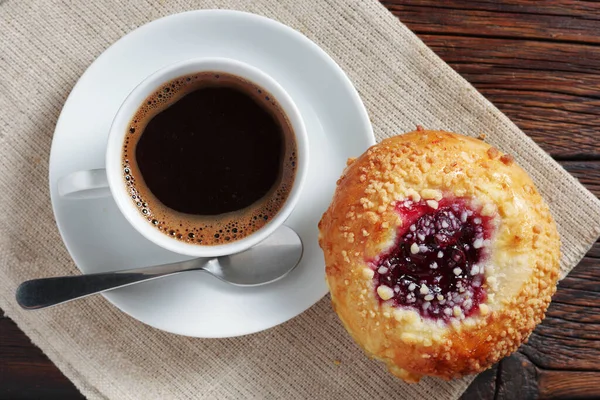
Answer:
[0,314,84,400]
[383,0,600,43]
[538,370,600,400]
[563,161,600,197]
[384,0,600,159]
[2,1,600,399]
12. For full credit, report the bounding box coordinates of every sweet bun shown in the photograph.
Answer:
[318,128,560,382]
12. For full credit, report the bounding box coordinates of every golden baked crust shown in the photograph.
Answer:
[318,129,560,382]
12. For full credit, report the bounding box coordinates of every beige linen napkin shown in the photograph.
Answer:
[1,1,599,399]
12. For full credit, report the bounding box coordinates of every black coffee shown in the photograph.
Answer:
[122,72,297,246]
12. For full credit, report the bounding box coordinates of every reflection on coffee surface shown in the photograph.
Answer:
[122,72,297,245]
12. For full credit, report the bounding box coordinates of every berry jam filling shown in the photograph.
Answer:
[372,197,495,321]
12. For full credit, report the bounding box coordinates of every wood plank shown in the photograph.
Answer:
[521,255,600,371]
[385,0,600,19]
[561,161,600,196]
[459,364,498,400]
[383,1,600,43]
[538,370,600,399]
[0,317,84,399]
[420,35,600,75]
[585,240,600,259]
[494,352,539,400]
[417,36,600,158]
[384,1,600,158]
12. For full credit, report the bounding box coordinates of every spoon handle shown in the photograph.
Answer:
[16,258,206,310]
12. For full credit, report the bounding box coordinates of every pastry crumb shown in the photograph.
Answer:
[500,154,514,165]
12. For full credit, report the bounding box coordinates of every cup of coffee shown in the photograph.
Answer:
[58,58,308,257]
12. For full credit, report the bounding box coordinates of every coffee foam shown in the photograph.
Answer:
[122,72,297,246]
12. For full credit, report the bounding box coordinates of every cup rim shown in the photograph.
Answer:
[105,57,309,257]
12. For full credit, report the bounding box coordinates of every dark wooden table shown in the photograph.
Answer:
[2,1,599,399]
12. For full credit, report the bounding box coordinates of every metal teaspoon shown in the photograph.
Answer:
[16,225,302,310]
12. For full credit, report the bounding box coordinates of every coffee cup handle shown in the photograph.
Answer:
[58,169,111,199]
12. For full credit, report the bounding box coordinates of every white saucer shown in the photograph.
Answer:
[49,10,374,338]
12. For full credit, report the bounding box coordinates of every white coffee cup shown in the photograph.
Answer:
[58,58,308,257]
